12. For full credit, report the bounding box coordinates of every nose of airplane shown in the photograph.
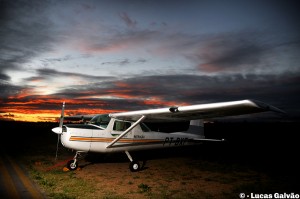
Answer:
[52,127,63,134]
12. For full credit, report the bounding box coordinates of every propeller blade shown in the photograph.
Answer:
[52,102,65,134]
[59,102,65,128]
[54,102,65,161]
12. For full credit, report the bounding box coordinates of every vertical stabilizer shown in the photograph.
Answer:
[186,120,205,138]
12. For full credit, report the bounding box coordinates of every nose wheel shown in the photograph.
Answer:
[67,151,84,171]
[67,159,78,170]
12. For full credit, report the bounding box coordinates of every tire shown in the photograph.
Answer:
[129,161,140,172]
[67,160,78,171]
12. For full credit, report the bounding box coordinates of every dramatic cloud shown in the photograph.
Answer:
[39,73,300,114]
[35,68,115,81]
[119,12,137,28]
[0,73,10,81]
[187,31,300,74]
[0,1,57,69]
[0,0,299,122]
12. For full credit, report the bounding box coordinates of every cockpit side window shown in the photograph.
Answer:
[113,120,131,131]
[89,114,111,129]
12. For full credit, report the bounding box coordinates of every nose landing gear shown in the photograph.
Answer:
[66,159,78,170]
[66,151,84,171]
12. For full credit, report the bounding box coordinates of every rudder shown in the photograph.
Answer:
[186,120,205,138]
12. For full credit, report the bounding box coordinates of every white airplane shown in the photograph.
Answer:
[52,99,284,172]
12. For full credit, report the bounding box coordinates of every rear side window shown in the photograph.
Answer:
[113,121,131,131]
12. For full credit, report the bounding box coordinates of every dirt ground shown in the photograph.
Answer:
[73,153,262,199]
[30,144,299,199]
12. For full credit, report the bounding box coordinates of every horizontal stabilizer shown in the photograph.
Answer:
[193,138,225,142]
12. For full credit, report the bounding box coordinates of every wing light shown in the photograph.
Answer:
[169,106,179,113]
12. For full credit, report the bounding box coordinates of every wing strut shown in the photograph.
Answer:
[106,115,146,148]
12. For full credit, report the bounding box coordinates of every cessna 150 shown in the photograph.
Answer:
[52,99,283,172]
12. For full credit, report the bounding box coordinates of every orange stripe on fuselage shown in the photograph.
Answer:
[69,136,163,143]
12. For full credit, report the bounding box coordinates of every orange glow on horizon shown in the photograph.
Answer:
[0,98,116,122]
[0,100,188,122]
[0,108,118,122]
[1,93,190,122]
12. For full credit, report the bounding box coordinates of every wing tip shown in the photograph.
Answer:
[247,99,286,114]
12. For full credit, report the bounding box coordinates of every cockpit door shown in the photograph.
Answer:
[111,120,134,138]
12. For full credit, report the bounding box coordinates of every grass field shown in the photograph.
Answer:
[1,121,299,198]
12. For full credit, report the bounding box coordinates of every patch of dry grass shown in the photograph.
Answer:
[22,148,278,199]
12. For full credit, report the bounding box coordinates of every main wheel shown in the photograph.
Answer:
[129,161,140,172]
[67,160,78,171]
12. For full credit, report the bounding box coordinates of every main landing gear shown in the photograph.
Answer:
[125,151,141,172]
[66,151,144,172]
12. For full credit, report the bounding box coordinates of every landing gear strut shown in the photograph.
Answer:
[66,151,83,171]
[125,151,140,172]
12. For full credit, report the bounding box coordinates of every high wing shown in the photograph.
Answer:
[109,99,284,122]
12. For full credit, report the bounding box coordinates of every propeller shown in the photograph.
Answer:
[53,102,65,161]
[52,102,65,134]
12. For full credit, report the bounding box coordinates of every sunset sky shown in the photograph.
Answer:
[1,0,299,122]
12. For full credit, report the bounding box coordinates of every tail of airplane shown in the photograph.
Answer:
[186,120,225,142]
[185,120,205,139]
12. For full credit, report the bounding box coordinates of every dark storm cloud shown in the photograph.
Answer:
[2,72,299,120]
[86,29,162,53]
[42,55,73,64]
[189,31,300,73]
[49,72,300,119]
[0,81,24,99]
[121,74,300,103]
[0,1,57,68]
[101,58,147,66]
[89,26,299,74]
[0,73,10,81]
[101,59,130,66]
[0,0,61,97]
[197,33,264,72]
[35,68,115,81]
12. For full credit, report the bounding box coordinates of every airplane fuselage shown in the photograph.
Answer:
[60,116,203,153]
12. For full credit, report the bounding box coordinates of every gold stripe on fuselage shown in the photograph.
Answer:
[69,136,163,143]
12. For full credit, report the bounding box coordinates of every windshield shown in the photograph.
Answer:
[89,114,111,129]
